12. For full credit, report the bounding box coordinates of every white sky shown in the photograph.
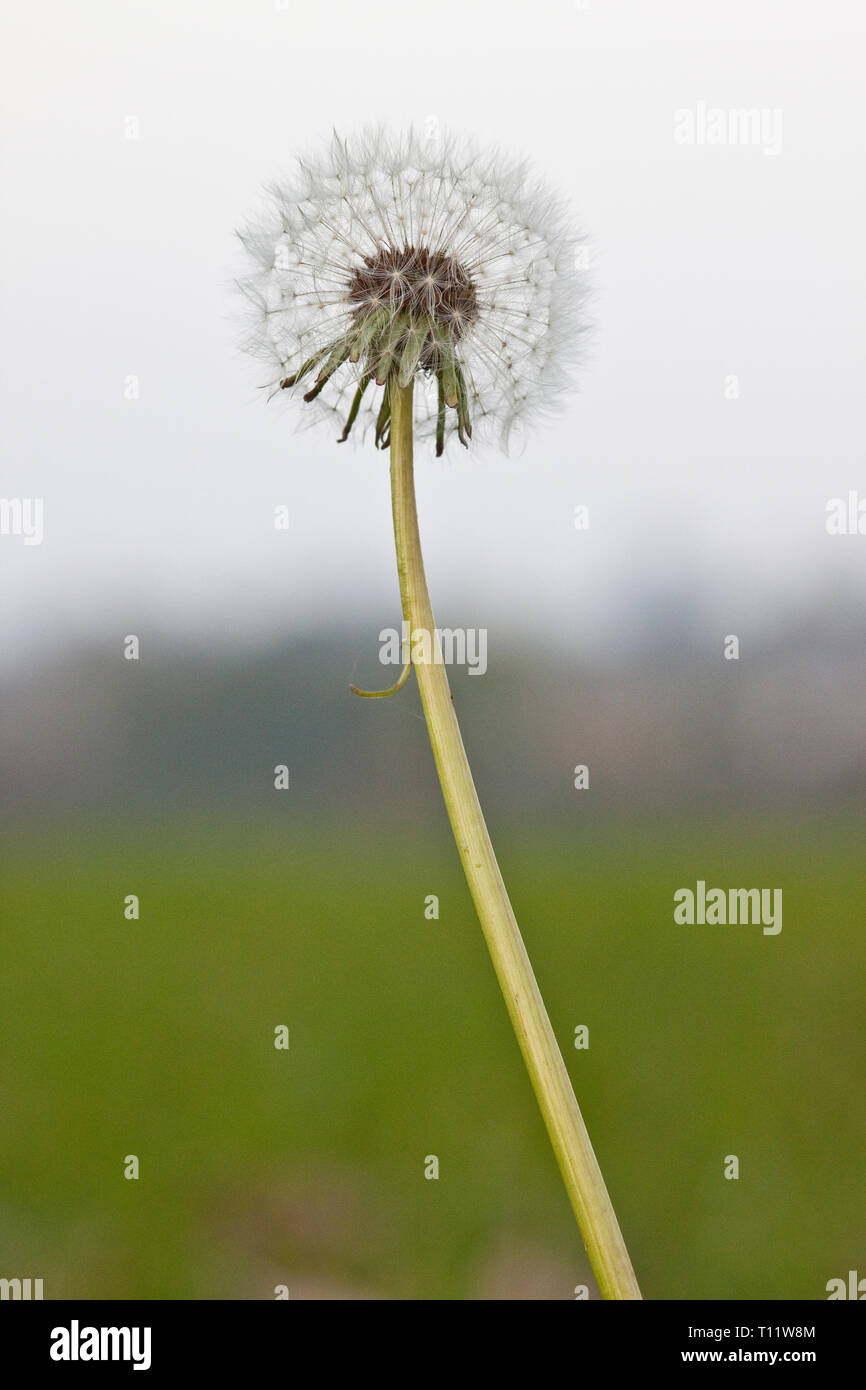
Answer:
[2,0,864,669]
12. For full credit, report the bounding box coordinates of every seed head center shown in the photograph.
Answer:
[346,244,479,340]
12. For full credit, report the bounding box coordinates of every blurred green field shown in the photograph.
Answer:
[1,811,864,1299]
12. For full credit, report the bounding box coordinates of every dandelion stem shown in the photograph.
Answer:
[349,655,412,699]
[387,378,642,1300]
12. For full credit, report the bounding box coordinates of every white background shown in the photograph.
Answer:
[2,0,864,668]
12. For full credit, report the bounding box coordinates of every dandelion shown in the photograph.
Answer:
[237,127,588,454]
[236,127,641,1300]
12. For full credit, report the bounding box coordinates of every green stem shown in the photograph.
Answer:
[388,379,642,1300]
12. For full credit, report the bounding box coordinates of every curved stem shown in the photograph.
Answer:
[388,379,641,1300]
[350,655,413,699]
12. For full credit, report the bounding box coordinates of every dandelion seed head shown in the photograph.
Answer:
[236,127,590,453]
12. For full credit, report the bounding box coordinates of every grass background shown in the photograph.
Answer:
[2,810,863,1299]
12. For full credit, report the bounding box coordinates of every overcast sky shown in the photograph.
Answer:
[2,0,864,670]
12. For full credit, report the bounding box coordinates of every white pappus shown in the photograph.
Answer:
[236,126,590,454]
